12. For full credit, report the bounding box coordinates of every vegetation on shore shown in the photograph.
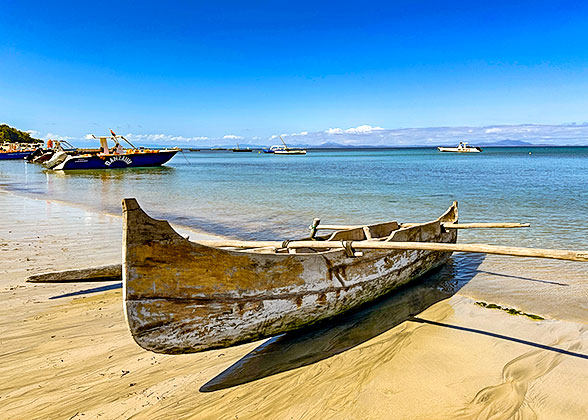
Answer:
[475,301,544,320]
[0,124,42,144]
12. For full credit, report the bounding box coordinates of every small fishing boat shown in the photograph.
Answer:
[262,145,278,153]
[123,199,588,354]
[0,150,35,160]
[44,131,178,170]
[232,144,253,152]
[264,136,307,155]
[0,143,40,160]
[437,142,482,153]
[27,140,95,163]
[123,199,459,353]
[273,147,307,155]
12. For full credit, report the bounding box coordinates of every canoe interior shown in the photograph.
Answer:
[123,199,458,354]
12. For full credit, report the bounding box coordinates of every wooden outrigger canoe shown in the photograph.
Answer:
[123,200,588,354]
[123,199,459,354]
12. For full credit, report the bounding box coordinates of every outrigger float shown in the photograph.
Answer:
[121,199,588,354]
[44,131,178,170]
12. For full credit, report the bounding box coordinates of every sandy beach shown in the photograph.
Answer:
[1,190,588,420]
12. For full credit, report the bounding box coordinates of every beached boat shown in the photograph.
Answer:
[437,142,482,153]
[122,199,588,354]
[44,132,178,170]
[122,199,458,354]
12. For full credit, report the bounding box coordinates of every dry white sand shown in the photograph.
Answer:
[1,191,587,419]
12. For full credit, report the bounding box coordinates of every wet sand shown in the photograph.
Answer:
[1,191,588,419]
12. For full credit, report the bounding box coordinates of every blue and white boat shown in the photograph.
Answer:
[0,150,35,160]
[263,136,307,155]
[0,143,39,160]
[44,132,178,170]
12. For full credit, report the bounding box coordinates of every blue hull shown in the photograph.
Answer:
[0,151,35,160]
[57,150,178,170]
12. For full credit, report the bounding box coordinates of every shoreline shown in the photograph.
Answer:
[0,186,230,244]
[1,191,587,419]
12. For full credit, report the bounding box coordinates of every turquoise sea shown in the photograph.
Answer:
[1,147,587,249]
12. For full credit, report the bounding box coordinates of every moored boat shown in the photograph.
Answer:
[0,143,40,160]
[44,131,178,170]
[273,147,307,155]
[262,145,279,153]
[122,199,458,354]
[27,140,98,163]
[0,150,35,160]
[232,143,253,152]
[437,141,482,153]
[264,136,307,154]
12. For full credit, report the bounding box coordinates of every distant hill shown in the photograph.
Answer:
[477,139,534,147]
[0,124,42,144]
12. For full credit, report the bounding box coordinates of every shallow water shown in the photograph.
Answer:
[2,147,587,248]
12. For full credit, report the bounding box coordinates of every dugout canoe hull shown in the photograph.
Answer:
[123,199,458,354]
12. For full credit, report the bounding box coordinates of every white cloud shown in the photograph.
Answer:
[268,124,588,146]
[282,131,309,137]
[123,133,209,143]
[26,130,41,137]
[325,124,385,135]
[24,130,73,141]
[52,124,588,148]
[44,132,75,141]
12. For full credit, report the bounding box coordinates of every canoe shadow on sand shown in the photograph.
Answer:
[200,252,485,392]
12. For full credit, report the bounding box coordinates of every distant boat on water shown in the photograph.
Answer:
[264,136,307,155]
[43,130,178,170]
[232,144,252,152]
[437,142,482,153]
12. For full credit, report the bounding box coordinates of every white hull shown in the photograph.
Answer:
[274,150,307,155]
[437,147,481,153]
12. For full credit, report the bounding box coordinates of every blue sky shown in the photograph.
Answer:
[2,1,588,145]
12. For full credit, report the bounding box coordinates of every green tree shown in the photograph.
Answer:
[0,124,43,144]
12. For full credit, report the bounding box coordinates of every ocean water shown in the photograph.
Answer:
[1,147,587,249]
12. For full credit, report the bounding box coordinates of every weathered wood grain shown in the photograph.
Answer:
[26,264,122,283]
[122,198,458,354]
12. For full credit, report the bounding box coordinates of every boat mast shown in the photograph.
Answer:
[279,135,289,150]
